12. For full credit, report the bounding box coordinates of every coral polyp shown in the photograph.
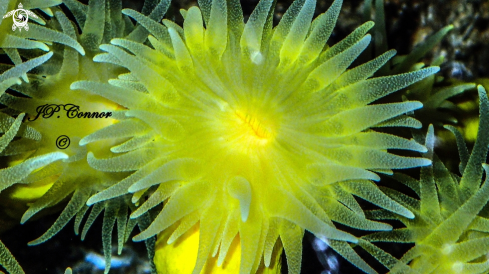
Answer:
[362,86,489,274]
[66,0,440,273]
[0,1,164,273]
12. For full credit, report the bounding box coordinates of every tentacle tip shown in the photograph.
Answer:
[404,210,415,219]
[79,138,88,146]
[482,163,489,174]
[442,124,453,131]
[121,8,131,15]
[372,174,381,181]
[54,152,69,160]
[86,152,98,167]
[132,234,147,242]
[77,46,86,56]
[39,44,49,52]
[86,196,97,206]
[70,81,82,90]
[129,211,140,219]
[93,54,105,62]
[477,85,487,94]
[420,158,432,167]
[241,212,249,222]
[127,185,139,193]
[20,216,29,225]
[412,101,424,110]
[110,38,122,46]
[27,239,41,246]
[99,44,110,52]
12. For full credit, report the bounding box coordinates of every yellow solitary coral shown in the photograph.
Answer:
[70,0,442,273]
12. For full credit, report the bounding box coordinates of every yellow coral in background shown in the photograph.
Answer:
[154,224,282,273]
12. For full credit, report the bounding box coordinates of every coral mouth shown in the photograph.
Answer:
[228,107,280,153]
[236,110,273,140]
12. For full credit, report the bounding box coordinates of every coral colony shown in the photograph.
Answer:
[0,0,488,274]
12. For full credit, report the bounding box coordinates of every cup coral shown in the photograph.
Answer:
[0,1,167,273]
[361,85,489,274]
[63,0,442,273]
